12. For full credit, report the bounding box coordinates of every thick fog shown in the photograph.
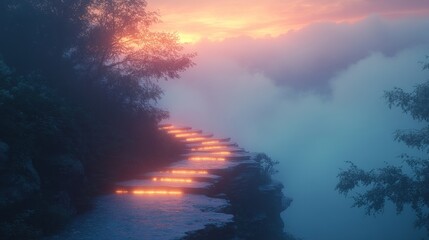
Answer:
[158,16,429,239]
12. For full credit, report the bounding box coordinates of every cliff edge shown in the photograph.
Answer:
[183,153,294,240]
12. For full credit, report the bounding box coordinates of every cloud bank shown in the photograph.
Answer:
[190,16,429,93]
[158,16,429,240]
[149,0,429,41]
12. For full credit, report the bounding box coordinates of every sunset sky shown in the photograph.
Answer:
[148,0,429,43]
[153,1,429,239]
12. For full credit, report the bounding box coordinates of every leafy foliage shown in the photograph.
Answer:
[0,0,192,238]
[255,153,279,183]
[336,61,429,233]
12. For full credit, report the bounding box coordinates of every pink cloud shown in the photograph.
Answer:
[190,16,429,93]
[149,0,429,42]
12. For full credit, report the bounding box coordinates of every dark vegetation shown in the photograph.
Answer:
[336,60,429,234]
[255,153,280,183]
[0,0,193,239]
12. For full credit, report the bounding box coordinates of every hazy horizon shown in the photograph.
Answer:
[157,12,429,240]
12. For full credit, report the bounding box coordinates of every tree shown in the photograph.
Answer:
[75,0,195,114]
[255,153,279,183]
[336,60,429,233]
[0,1,192,238]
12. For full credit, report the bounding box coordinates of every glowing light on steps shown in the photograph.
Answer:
[132,190,183,195]
[115,190,129,194]
[152,177,193,183]
[209,151,231,155]
[170,170,208,175]
[186,137,206,142]
[159,125,174,130]
[188,157,225,161]
[175,133,198,138]
[167,129,185,134]
[115,189,183,195]
[201,140,220,145]
[191,146,227,151]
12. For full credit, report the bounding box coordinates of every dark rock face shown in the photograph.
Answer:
[184,157,293,240]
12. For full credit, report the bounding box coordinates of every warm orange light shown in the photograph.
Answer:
[115,190,129,194]
[210,151,231,155]
[191,146,227,151]
[201,140,220,145]
[159,125,174,130]
[168,129,185,134]
[170,170,208,175]
[186,137,206,142]
[175,133,198,138]
[177,32,200,44]
[132,190,183,195]
[152,177,193,183]
[189,157,225,161]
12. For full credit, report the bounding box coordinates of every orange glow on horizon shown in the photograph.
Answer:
[189,157,225,161]
[152,177,193,183]
[148,1,429,43]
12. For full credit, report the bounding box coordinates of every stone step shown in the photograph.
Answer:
[182,153,251,161]
[177,134,214,141]
[115,181,211,195]
[117,178,210,188]
[186,141,237,148]
[189,144,245,150]
[166,129,203,134]
[143,171,220,181]
[159,125,192,131]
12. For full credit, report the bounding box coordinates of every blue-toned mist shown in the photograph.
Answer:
[159,16,429,240]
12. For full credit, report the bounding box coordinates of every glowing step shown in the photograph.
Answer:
[144,170,213,177]
[115,189,183,195]
[188,156,226,161]
[167,129,202,134]
[143,170,220,182]
[191,145,229,151]
[187,142,237,148]
[179,134,214,141]
[200,138,230,144]
[192,149,247,154]
[183,153,251,161]
[152,177,193,183]
[116,179,211,189]
[159,125,192,131]
[170,170,208,175]
[169,159,246,170]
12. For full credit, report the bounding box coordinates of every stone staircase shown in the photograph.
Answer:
[49,123,290,240]
[115,124,253,196]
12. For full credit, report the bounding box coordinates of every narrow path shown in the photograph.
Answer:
[49,124,253,240]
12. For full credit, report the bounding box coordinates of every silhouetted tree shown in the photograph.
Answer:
[0,0,192,238]
[336,60,429,233]
[255,153,279,183]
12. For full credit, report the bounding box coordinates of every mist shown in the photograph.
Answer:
[158,16,429,239]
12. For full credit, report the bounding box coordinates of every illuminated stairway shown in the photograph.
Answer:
[115,123,252,196]
[49,124,272,240]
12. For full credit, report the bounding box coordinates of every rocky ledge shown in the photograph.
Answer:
[183,153,294,240]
